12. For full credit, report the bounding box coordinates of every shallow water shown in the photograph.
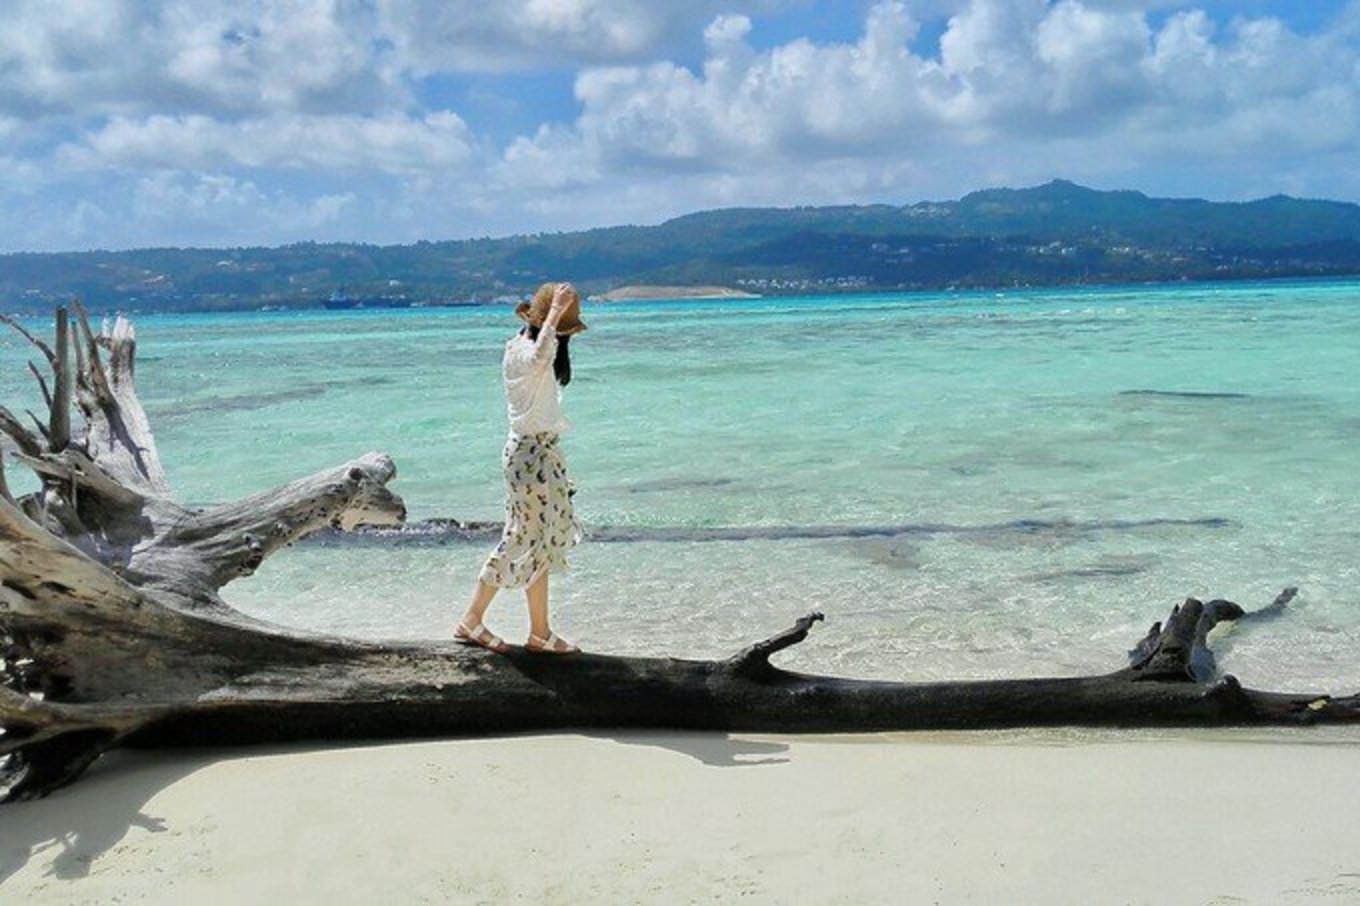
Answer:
[3,279,1358,690]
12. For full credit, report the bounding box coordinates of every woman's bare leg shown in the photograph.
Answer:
[462,580,499,625]
[455,581,507,651]
[524,571,577,652]
[525,570,550,638]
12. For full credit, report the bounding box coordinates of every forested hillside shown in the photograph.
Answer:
[5,180,1360,313]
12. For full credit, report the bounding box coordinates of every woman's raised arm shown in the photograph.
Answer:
[532,283,574,362]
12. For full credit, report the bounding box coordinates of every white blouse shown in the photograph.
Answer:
[503,331,571,437]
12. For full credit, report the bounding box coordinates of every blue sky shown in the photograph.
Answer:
[1,0,1356,252]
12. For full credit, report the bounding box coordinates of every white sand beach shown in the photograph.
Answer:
[4,729,1359,904]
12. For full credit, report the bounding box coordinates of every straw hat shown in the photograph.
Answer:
[515,282,588,336]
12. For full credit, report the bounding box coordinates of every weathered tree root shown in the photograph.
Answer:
[1,309,1356,803]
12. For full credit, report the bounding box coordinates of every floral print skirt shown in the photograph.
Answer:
[477,432,582,589]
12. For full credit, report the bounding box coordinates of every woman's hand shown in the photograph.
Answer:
[540,282,574,337]
[550,282,574,312]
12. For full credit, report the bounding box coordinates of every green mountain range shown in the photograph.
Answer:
[5,180,1360,313]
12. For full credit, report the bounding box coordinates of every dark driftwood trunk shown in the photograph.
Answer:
[1,308,1356,803]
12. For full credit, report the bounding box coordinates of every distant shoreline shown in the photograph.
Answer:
[6,180,1360,315]
[594,284,761,302]
[5,272,1359,318]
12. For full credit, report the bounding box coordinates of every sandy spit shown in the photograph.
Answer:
[593,285,760,301]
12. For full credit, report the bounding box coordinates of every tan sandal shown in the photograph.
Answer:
[454,619,509,654]
[525,631,579,654]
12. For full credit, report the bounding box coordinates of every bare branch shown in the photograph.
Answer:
[0,687,60,744]
[11,450,145,508]
[0,405,44,458]
[49,307,71,451]
[105,315,137,381]
[728,611,825,677]
[1129,596,1248,683]
[63,303,169,496]
[27,362,52,410]
[71,311,87,386]
[72,300,114,406]
[150,452,403,598]
[25,411,51,445]
[0,312,56,367]
[1242,586,1298,623]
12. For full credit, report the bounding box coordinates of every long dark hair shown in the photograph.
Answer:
[524,326,572,386]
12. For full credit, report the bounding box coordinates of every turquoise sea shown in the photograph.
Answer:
[3,279,1359,690]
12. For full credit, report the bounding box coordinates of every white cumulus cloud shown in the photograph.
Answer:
[0,0,401,119]
[496,0,1360,213]
[0,0,1358,250]
[64,111,474,175]
[375,0,789,73]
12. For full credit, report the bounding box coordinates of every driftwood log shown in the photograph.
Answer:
[1,307,1357,803]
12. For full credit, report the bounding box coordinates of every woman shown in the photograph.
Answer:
[455,282,586,654]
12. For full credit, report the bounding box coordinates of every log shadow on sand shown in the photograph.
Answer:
[0,749,213,884]
[585,729,791,767]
